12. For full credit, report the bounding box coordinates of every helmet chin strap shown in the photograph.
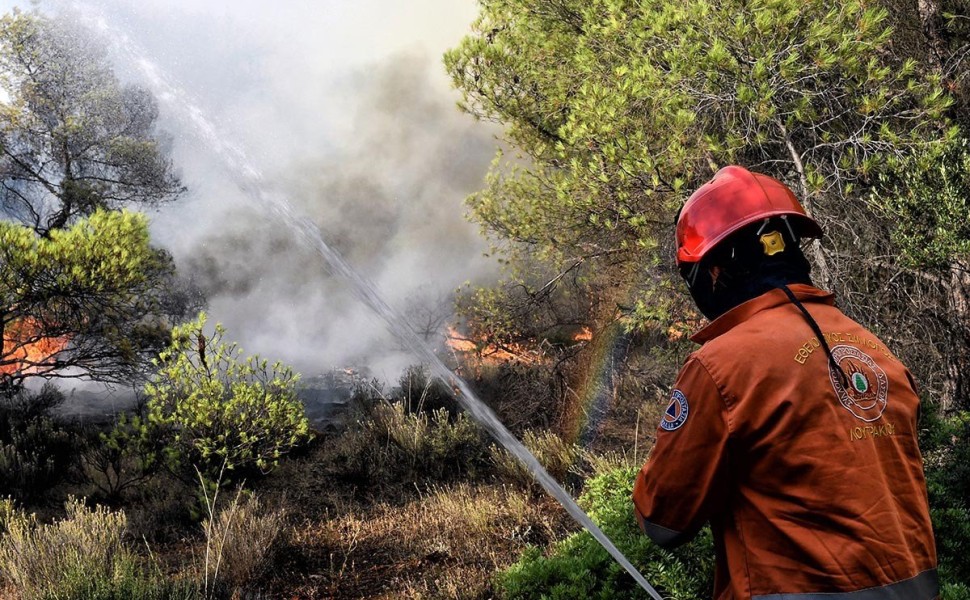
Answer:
[682,217,815,321]
[686,261,701,287]
[781,215,798,243]
[757,215,799,243]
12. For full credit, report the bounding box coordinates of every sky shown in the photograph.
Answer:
[2,0,500,383]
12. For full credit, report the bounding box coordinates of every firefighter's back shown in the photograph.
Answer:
[693,285,938,598]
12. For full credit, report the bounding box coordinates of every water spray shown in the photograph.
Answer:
[74,5,664,598]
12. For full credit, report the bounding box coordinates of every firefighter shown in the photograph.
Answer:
[632,166,938,599]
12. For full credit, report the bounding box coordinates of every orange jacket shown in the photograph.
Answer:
[632,285,937,599]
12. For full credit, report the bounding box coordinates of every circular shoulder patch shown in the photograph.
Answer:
[660,389,689,431]
[828,344,889,423]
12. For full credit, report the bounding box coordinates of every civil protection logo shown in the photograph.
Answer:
[660,389,689,431]
[828,344,888,422]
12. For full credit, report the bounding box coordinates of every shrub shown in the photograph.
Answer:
[943,582,970,600]
[373,401,490,481]
[465,361,566,435]
[0,384,76,502]
[82,411,163,502]
[491,430,580,489]
[0,497,198,600]
[398,366,459,415]
[200,491,287,597]
[328,398,491,486]
[141,313,312,484]
[122,472,197,544]
[498,467,714,599]
[923,409,970,590]
[0,496,15,531]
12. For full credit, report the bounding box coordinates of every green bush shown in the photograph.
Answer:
[82,411,162,502]
[943,582,970,600]
[139,313,312,484]
[499,467,713,599]
[0,497,199,600]
[923,410,970,590]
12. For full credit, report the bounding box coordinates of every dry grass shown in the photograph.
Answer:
[200,491,287,597]
[271,483,570,599]
[580,447,640,478]
[0,497,129,598]
[491,430,580,488]
[289,400,490,495]
[374,402,488,479]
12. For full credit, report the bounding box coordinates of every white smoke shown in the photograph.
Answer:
[12,0,499,379]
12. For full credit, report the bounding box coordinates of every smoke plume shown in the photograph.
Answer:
[27,0,500,379]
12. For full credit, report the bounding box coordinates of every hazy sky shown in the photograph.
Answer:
[2,0,500,381]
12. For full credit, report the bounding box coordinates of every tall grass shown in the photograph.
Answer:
[330,399,491,484]
[0,497,198,600]
[199,486,286,598]
[376,401,488,478]
[491,429,580,488]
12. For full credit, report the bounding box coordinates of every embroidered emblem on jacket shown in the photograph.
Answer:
[660,390,689,431]
[828,345,889,422]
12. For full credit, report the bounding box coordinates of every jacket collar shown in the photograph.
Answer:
[690,284,835,344]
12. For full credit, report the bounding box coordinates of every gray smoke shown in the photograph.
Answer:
[169,53,498,377]
[12,0,499,379]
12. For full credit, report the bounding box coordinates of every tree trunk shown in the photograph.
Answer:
[944,258,970,411]
[918,0,945,69]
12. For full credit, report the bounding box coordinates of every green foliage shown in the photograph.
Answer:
[923,409,970,588]
[943,582,970,600]
[499,467,713,599]
[0,210,174,387]
[139,313,311,483]
[0,209,158,297]
[875,138,970,269]
[82,410,162,502]
[446,0,951,287]
[0,497,200,600]
[0,9,183,236]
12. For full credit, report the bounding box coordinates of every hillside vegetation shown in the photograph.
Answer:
[1,2,969,599]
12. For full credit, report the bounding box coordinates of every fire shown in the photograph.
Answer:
[445,325,546,367]
[445,326,477,353]
[0,317,69,376]
[666,319,703,341]
[573,327,593,342]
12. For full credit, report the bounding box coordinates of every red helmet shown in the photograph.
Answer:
[675,166,822,265]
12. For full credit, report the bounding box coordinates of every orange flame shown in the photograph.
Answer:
[445,326,478,353]
[573,327,593,342]
[666,319,703,341]
[1,317,69,376]
[445,325,546,367]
